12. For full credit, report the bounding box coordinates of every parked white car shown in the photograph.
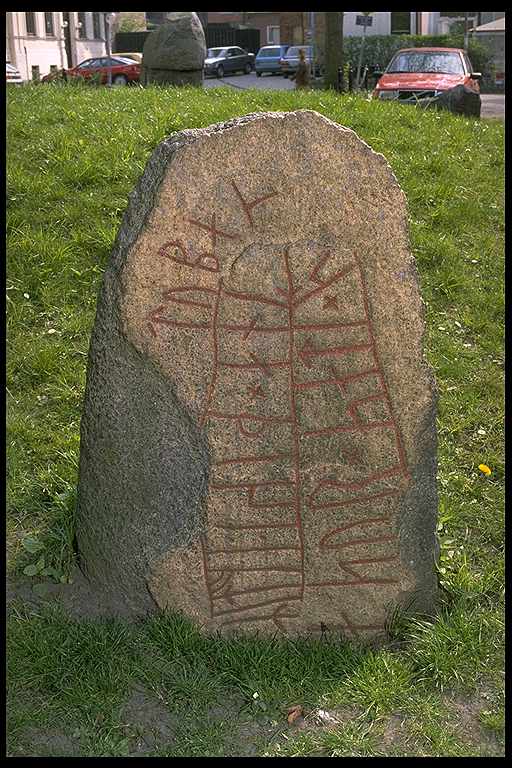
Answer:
[6,62,23,84]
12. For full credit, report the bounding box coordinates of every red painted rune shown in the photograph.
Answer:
[146,179,410,636]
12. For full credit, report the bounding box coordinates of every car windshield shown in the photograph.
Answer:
[258,47,280,57]
[207,48,226,58]
[387,51,464,75]
[286,46,311,58]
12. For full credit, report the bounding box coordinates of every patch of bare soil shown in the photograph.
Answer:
[205,697,275,757]
[120,684,181,755]
[444,691,504,756]
[11,728,80,757]
[6,567,152,619]
[380,713,407,749]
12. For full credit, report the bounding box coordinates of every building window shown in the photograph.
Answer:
[77,11,87,39]
[31,65,40,81]
[44,12,55,36]
[92,12,102,39]
[25,12,36,36]
[390,12,411,35]
[267,25,280,44]
[50,65,58,74]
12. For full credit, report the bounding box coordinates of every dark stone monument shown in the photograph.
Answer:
[76,110,439,640]
[141,11,206,86]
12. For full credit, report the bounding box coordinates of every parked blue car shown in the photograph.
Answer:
[255,45,289,76]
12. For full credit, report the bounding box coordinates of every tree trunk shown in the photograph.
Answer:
[324,12,343,90]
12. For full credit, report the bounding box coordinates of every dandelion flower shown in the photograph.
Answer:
[478,464,492,476]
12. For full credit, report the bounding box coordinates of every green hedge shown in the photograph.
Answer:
[342,34,494,81]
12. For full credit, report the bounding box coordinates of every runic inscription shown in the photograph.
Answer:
[142,177,412,638]
[77,111,437,639]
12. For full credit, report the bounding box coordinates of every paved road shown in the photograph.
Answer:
[203,71,294,91]
[204,72,505,119]
[480,94,505,119]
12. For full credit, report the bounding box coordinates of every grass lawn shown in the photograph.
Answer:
[6,83,504,757]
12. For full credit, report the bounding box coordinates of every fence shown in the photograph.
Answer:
[114,26,260,56]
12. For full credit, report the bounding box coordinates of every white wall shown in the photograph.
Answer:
[342,12,419,37]
[8,12,66,80]
[419,12,438,36]
[423,12,482,36]
[74,11,106,63]
[343,13,391,36]
[7,12,106,81]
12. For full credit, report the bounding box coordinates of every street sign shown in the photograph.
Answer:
[356,15,373,27]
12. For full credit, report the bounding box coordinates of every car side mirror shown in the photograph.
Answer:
[471,72,482,79]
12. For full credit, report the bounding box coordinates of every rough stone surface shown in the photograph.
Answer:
[141,68,203,87]
[76,110,439,639]
[141,12,206,86]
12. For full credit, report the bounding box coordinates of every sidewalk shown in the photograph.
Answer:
[481,94,505,119]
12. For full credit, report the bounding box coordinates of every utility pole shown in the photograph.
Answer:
[324,12,344,90]
[104,12,116,86]
[355,12,373,91]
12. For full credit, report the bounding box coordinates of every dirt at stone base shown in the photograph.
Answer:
[6,567,146,619]
[119,684,181,755]
[9,728,81,758]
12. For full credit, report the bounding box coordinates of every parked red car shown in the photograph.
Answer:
[42,55,140,86]
[373,48,481,117]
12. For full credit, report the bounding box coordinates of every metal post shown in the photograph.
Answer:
[105,13,112,86]
[464,11,469,51]
[355,21,367,90]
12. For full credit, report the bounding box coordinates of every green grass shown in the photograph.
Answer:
[7,83,504,757]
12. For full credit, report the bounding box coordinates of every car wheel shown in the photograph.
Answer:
[244,63,252,75]
[256,71,262,77]
[112,74,128,86]
[216,65,224,79]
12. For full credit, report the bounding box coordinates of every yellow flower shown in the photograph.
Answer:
[478,464,492,476]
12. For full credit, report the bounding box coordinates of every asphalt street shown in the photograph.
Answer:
[203,71,295,91]
[203,72,505,119]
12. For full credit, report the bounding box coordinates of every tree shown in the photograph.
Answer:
[116,12,147,33]
[355,12,374,90]
[324,12,344,91]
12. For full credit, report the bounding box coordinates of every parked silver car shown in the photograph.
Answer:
[204,46,255,78]
[279,45,313,77]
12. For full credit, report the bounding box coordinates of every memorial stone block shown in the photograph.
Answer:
[141,11,206,87]
[76,110,438,640]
